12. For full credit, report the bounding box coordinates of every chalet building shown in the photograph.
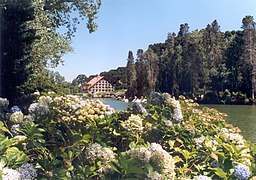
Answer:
[82,75,114,93]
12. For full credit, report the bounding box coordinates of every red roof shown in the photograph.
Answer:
[82,75,104,90]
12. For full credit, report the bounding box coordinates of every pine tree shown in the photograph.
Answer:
[126,51,137,99]
[241,15,256,99]
[144,48,159,92]
[202,20,224,95]
[136,49,148,97]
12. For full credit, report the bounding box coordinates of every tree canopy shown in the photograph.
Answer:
[0,0,101,105]
[126,17,256,104]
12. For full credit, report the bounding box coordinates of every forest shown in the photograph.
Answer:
[126,17,256,104]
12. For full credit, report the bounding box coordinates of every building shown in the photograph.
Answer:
[81,75,114,93]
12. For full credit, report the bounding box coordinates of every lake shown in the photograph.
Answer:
[100,98,130,111]
[100,98,256,144]
[201,104,256,143]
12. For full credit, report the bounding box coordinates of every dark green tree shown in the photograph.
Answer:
[126,51,137,99]
[0,0,101,105]
[241,15,256,99]
[72,74,88,87]
[157,33,175,93]
[202,20,224,95]
[143,48,159,92]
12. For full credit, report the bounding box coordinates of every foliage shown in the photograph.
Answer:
[1,93,256,179]
[0,0,101,106]
[100,67,127,90]
[126,16,256,103]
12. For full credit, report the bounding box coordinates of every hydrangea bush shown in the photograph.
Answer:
[0,92,256,179]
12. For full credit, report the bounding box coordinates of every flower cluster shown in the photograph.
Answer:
[85,143,115,175]
[0,163,37,180]
[10,124,21,136]
[172,100,183,123]
[163,93,183,123]
[132,102,147,115]
[146,171,163,180]
[28,96,53,117]
[2,168,21,180]
[121,114,144,136]
[9,111,24,124]
[234,164,250,180]
[223,133,245,146]
[53,95,114,122]
[193,175,212,180]
[149,143,176,179]
[17,163,37,180]
[126,143,175,179]
[10,106,21,113]
[194,136,206,146]
[38,96,53,105]
[28,103,49,116]
[127,147,152,162]
[0,97,9,112]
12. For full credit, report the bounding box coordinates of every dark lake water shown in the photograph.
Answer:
[201,104,256,143]
[100,99,256,144]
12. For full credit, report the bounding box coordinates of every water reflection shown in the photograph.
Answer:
[201,104,256,143]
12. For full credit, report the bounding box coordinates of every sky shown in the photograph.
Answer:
[54,0,256,82]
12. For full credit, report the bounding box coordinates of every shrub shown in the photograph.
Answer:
[0,93,255,179]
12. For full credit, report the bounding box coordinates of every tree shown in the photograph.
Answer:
[144,48,159,92]
[224,30,244,93]
[100,67,127,89]
[0,0,101,105]
[126,51,137,99]
[202,20,224,95]
[72,74,88,87]
[241,15,256,99]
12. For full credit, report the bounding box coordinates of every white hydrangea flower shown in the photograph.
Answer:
[146,171,162,180]
[172,100,183,124]
[121,114,144,136]
[28,102,49,116]
[9,111,24,124]
[85,143,115,175]
[38,96,52,104]
[2,168,21,180]
[163,120,173,127]
[149,143,175,179]
[220,128,229,133]
[223,133,245,146]
[23,115,34,122]
[0,97,9,111]
[0,162,4,170]
[17,163,37,180]
[127,147,152,162]
[194,175,212,180]
[148,143,163,153]
[194,136,206,145]
[10,124,21,136]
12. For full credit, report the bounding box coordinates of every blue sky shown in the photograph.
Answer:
[54,0,256,82]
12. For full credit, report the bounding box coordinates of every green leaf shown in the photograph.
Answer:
[215,168,227,179]
[222,143,234,154]
[81,134,91,143]
[211,152,218,161]
[168,140,175,149]
[223,158,232,172]
[108,161,121,173]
